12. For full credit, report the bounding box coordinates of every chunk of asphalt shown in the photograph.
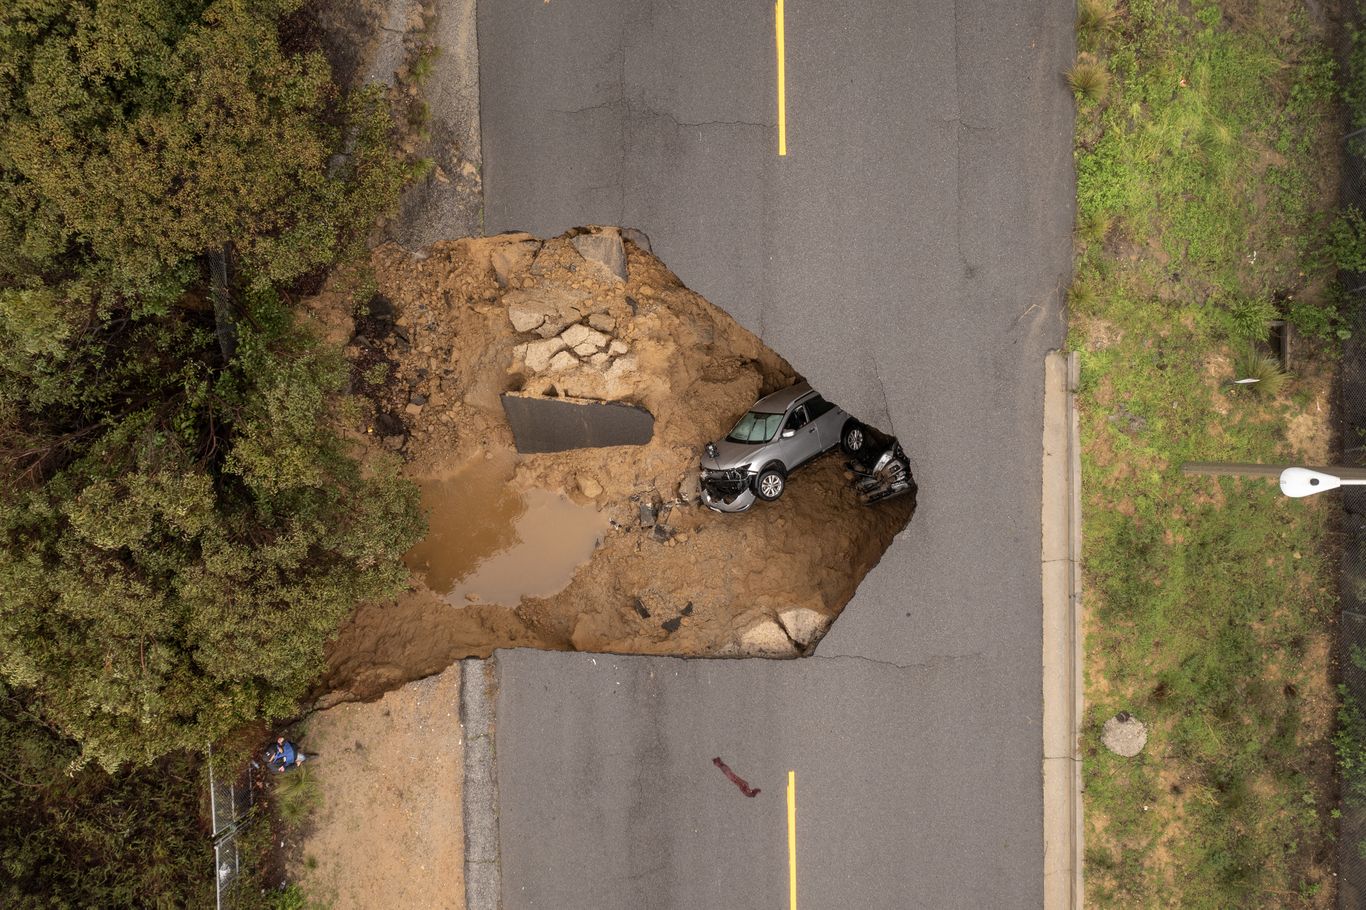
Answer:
[500,392,654,453]
[632,598,651,619]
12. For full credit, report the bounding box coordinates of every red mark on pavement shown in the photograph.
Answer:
[713,756,761,797]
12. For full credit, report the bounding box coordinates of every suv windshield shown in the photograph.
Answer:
[726,411,784,444]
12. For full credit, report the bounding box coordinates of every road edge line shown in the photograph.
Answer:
[462,656,503,910]
[1041,350,1083,910]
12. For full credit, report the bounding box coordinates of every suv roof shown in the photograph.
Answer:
[751,381,813,414]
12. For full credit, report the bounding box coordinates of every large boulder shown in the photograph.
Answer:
[739,619,797,658]
[547,350,580,372]
[777,607,832,651]
[502,287,589,338]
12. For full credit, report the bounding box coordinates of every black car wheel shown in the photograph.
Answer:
[754,465,787,501]
[841,420,866,455]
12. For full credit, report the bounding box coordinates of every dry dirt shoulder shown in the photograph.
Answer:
[290,666,465,909]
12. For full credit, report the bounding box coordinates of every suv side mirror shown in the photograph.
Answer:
[781,428,796,438]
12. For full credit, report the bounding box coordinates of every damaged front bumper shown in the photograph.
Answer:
[699,469,757,513]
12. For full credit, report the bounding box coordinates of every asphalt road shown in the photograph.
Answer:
[479,1,1075,906]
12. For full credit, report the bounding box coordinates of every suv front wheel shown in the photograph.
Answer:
[754,465,787,501]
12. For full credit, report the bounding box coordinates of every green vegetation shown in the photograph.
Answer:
[0,685,212,906]
[1072,1,1341,905]
[273,764,323,827]
[1231,347,1289,396]
[0,0,422,772]
[0,0,422,903]
[1068,52,1113,105]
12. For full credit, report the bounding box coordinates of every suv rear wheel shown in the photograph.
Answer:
[754,465,787,501]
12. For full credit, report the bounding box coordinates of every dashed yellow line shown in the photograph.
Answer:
[787,770,797,910]
[776,0,787,156]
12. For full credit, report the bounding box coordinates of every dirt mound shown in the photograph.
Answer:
[310,229,914,704]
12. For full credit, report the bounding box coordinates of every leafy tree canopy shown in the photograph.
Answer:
[0,685,213,906]
[0,0,422,769]
[0,0,401,298]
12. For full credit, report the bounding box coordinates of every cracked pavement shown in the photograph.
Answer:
[477,1,1075,907]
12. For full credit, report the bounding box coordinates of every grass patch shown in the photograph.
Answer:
[1073,1,1341,906]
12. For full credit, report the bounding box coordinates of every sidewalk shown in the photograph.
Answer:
[1041,351,1083,910]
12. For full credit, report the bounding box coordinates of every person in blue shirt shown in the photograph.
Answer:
[265,736,305,773]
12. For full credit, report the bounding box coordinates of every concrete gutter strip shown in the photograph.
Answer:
[461,657,502,910]
[1041,351,1084,910]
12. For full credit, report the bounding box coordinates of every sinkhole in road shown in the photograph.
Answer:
[317,228,915,704]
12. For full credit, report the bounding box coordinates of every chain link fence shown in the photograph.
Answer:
[208,744,261,910]
[1339,110,1366,907]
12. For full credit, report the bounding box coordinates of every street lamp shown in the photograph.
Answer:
[1279,466,1366,498]
[1182,462,1366,498]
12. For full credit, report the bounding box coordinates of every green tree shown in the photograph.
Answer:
[0,0,422,768]
[0,685,213,906]
[0,0,405,297]
[0,289,422,769]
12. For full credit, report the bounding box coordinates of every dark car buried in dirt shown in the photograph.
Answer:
[699,381,868,513]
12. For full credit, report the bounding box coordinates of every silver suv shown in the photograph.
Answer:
[699,381,865,512]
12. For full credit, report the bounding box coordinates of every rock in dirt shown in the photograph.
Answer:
[521,337,567,372]
[548,350,579,372]
[491,239,540,288]
[561,323,609,352]
[507,299,547,334]
[1101,711,1148,757]
[740,620,799,658]
[587,312,616,332]
[572,229,628,282]
[502,286,589,338]
[621,226,652,253]
[577,475,603,498]
[777,607,833,651]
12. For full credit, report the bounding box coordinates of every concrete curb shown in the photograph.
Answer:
[1042,351,1084,910]
[461,656,502,910]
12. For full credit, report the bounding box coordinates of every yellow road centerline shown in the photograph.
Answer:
[787,770,797,910]
[775,0,787,156]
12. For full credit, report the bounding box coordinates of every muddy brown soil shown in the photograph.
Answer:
[310,230,914,703]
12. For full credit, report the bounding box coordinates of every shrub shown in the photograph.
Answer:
[273,766,323,828]
[0,0,422,771]
[1326,206,1366,274]
[1225,294,1278,341]
[1287,291,1352,342]
[0,289,425,769]
[1069,52,1112,105]
[0,685,212,906]
[1231,347,1288,396]
[1076,0,1119,51]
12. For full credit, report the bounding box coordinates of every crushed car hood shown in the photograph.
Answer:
[700,437,768,472]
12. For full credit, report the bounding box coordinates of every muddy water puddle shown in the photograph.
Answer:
[404,456,609,606]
